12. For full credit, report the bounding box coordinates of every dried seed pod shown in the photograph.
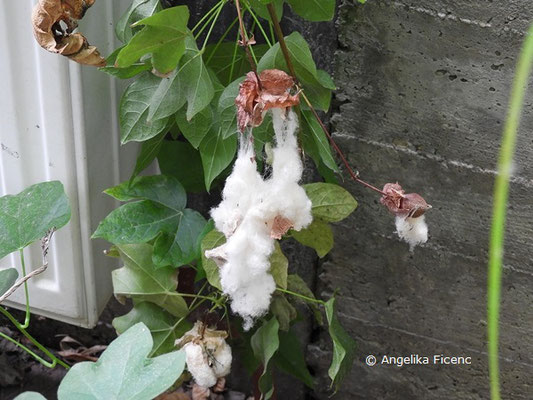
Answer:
[380,182,431,217]
[235,69,299,132]
[32,0,106,67]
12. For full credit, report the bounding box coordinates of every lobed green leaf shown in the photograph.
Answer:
[251,317,280,399]
[303,182,357,223]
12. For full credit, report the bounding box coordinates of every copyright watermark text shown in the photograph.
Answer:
[365,354,472,368]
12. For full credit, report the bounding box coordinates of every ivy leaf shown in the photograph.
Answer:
[257,32,334,111]
[325,296,357,392]
[105,175,186,211]
[116,6,190,74]
[274,330,314,389]
[113,301,192,357]
[57,323,186,400]
[130,132,166,181]
[94,177,207,268]
[251,317,280,399]
[286,0,335,21]
[286,274,323,325]
[270,242,288,289]
[115,0,161,43]
[199,126,237,191]
[301,110,338,172]
[0,268,18,297]
[0,181,70,260]
[303,183,357,222]
[158,141,206,192]
[13,393,47,400]
[200,229,225,290]
[270,293,296,331]
[119,73,170,144]
[291,219,334,258]
[113,244,188,317]
[101,47,151,79]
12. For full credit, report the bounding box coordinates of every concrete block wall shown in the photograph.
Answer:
[307,1,533,399]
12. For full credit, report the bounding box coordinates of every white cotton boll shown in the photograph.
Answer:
[211,145,264,237]
[395,215,428,251]
[184,343,218,388]
[211,340,233,378]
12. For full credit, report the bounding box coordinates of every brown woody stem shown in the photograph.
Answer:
[265,3,386,197]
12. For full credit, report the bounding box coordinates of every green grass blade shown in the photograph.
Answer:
[488,25,533,400]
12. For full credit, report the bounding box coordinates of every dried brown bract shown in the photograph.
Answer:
[32,0,106,67]
[270,215,294,239]
[380,182,431,218]
[235,69,300,132]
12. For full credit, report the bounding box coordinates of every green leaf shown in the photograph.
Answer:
[286,0,335,21]
[286,274,323,325]
[205,43,268,86]
[200,229,225,290]
[218,78,244,139]
[251,317,280,399]
[0,181,70,260]
[95,177,206,268]
[292,219,333,258]
[116,6,190,74]
[270,242,288,289]
[270,293,296,331]
[301,111,338,172]
[130,132,166,181]
[147,70,187,122]
[274,330,314,389]
[113,244,189,317]
[303,183,357,222]
[181,38,215,120]
[257,32,334,111]
[0,268,18,297]
[119,73,170,144]
[105,175,186,211]
[158,141,206,192]
[57,323,186,400]
[113,301,192,357]
[248,0,284,22]
[115,0,161,43]
[14,393,47,400]
[101,47,151,79]
[325,296,357,392]
[199,126,237,191]
[175,105,213,149]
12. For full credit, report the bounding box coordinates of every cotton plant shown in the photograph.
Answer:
[206,70,312,330]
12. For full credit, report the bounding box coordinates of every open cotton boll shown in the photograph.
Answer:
[395,215,428,251]
[183,343,218,388]
[210,144,265,237]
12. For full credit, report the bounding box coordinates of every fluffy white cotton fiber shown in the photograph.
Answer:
[208,109,312,329]
[395,215,428,251]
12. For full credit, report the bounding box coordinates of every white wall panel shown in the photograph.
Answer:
[0,0,136,327]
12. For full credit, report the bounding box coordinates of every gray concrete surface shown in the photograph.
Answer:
[306,1,533,399]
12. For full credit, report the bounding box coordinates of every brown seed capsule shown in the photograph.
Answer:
[380,183,431,217]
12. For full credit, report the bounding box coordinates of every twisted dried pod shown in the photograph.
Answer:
[32,0,106,67]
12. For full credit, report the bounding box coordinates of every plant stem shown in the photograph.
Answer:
[192,0,225,33]
[234,0,260,83]
[276,288,325,305]
[201,0,225,50]
[487,23,533,400]
[0,306,69,369]
[244,3,272,47]
[0,330,56,368]
[206,16,239,65]
[266,3,387,197]
[19,249,30,328]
